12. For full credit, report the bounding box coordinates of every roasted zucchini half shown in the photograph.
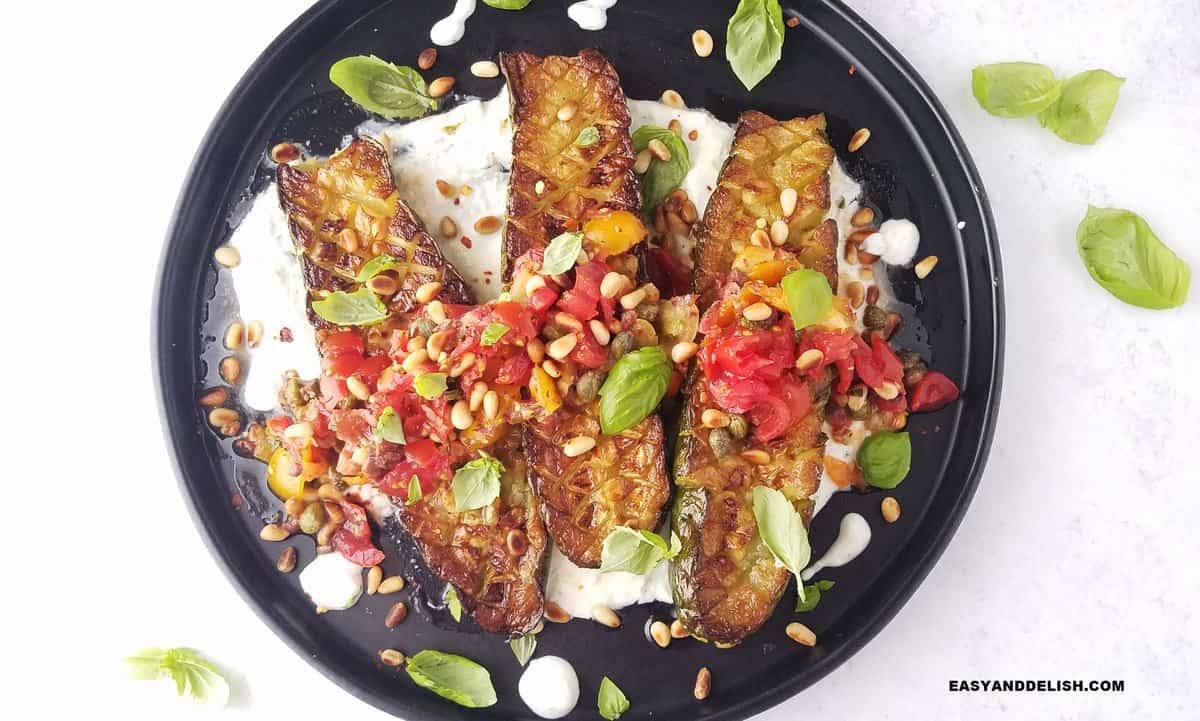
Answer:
[500,49,670,568]
[276,137,547,634]
[670,111,835,645]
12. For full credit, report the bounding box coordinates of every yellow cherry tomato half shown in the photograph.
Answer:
[582,210,647,259]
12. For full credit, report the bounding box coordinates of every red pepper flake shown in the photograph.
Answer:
[785,16,800,28]
[231,493,243,510]
[849,64,857,75]
[460,235,473,248]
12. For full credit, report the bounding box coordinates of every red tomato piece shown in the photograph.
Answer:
[909,370,960,412]
[529,286,559,314]
[571,327,608,369]
[492,351,533,386]
[332,528,385,567]
[318,376,348,406]
[870,334,904,382]
[647,245,692,299]
[322,331,364,358]
[748,375,812,442]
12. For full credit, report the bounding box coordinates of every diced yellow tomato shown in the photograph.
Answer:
[530,367,562,414]
[267,447,310,500]
[342,474,369,486]
[747,259,792,286]
[824,456,863,489]
[583,210,647,258]
[732,246,775,274]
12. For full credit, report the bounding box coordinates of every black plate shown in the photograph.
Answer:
[154,1,1003,719]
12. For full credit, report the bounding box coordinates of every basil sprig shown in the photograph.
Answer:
[598,347,671,435]
[481,322,509,346]
[311,287,389,326]
[483,0,532,9]
[444,586,463,622]
[540,231,584,275]
[751,486,812,601]
[857,431,911,489]
[794,579,835,612]
[414,372,448,399]
[726,0,785,90]
[406,475,423,505]
[1077,206,1189,309]
[509,633,537,667]
[355,254,405,282]
[329,55,437,120]
[781,269,833,329]
[451,453,504,512]
[126,647,230,707]
[1038,69,1125,145]
[971,62,1061,118]
[375,407,407,444]
[574,126,601,146]
[599,527,681,575]
[632,126,691,215]
[598,677,630,720]
[405,650,497,708]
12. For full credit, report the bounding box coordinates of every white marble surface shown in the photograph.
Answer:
[4,0,1196,717]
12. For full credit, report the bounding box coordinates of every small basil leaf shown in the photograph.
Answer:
[355,254,405,282]
[726,0,785,90]
[509,633,537,667]
[598,346,671,435]
[483,0,532,8]
[414,372,448,399]
[1077,205,1189,309]
[405,650,497,708]
[599,527,674,575]
[444,586,463,622]
[781,269,834,329]
[1037,69,1124,145]
[971,62,1061,118]
[794,580,833,612]
[857,431,911,489]
[574,126,601,146]
[406,475,422,505]
[481,323,509,346]
[452,453,504,512]
[125,647,231,707]
[311,287,389,326]
[632,126,691,214]
[375,407,407,444]
[751,486,812,600]
[329,55,437,120]
[540,231,584,275]
[667,531,682,559]
[598,677,630,720]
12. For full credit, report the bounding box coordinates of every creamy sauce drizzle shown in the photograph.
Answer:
[567,0,618,30]
[801,512,872,581]
[430,0,477,46]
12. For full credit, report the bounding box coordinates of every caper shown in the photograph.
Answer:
[298,501,326,535]
[411,318,436,338]
[284,377,305,411]
[897,349,925,372]
[610,331,636,359]
[727,415,749,439]
[862,304,887,331]
[576,370,606,403]
[849,398,874,420]
[904,366,928,388]
[636,301,660,322]
[542,325,564,341]
[708,427,734,457]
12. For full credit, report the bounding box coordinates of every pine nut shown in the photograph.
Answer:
[650,620,671,648]
[402,348,429,372]
[741,449,771,465]
[436,179,455,198]
[849,229,875,246]
[483,390,500,419]
[694,667,712,700]
[688,129,699,141]
[535,179,546,195]
[668,118,683,137]
[592,604,621,628]
[851,207,876,227]
[564,435,597,457]
[779,187,798,217]
[243,321,263,348]
[451,400,473,430]
[385,601,408,628]
[367,275,397,296]
[633,149,652,174]
[875,381,901,400]
[661,89,685,109]
[881,496,901,523]
[795,348,825,372]
[224,321,245,350]
[847,281,865,309]
[619,287,647,310]
[681,199,699,224]
[750,228,771,247]
[671,341,699,364]
[450,352,476,378]
[208,407,238,428]
[555,311,584,332]
[198,387,228,408]
[915,255,939,279]
[427,330,452,358]
[379,649,406,667]
[526,337,546,364]
[786,622,817,646]
[316,520,339,546]
[742,302,772,322]
[848,127,871,153]
[641,283,661,303]
[844,242,859,264]
[866,285,880,305]
[367,565,383,595]
[416,281,443,304]
[525,274,547,296]
[648,138,672,162]
[469,382,487,412]
[474,215,501,234]
[378,576,406,594]
[547,334,579,361]
[769,219,790,246]
[407,335,427,353]
[701,408,730,428]
[270,142,300,164]
[284,421,315,440]
[670,619,689,639]
[439,216,458,239]
[275,545,297,573]
[557,100,579,121]
[428,76,455,98]
[545,601,571,623]
[260,523,291,542]
[470,60,499,78]
[417,47,437,70]
[601,272,629,298]
[857,250,880,265]
[219,356,241,385]
[860,267,875,281]
[541,359,561,378]
[507,528,529,556]
[214,245,240,268]
[589,319,611,345]
[692,29,714,57]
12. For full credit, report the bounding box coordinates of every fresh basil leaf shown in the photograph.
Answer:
[1076,205,1189,309]
[540,231,584,275]
[632,126,691,214]
[407,475,422,505]
[598,346,671,434]
[1037,69,1124,145]
[599,527,677,574]
[751,486,812,600]
[481,322,509,346]
[355,254,405,282]
[726,0,785,90]
[598,677,630,720]
[414,372,448,399]
[452,453,504,512]
[125,647,230,707]
[329,55,437,120]
[971,62,1061,118]
[574,125,601,146]
[483,0,532,8]
[311,287,389,326]
[444,586,463,622]
[405,650,497,708]
[375,407,407,444]
[794,580,835,612]
[857,431,911,489]
[781,269,833,329]
[509,633,537,667]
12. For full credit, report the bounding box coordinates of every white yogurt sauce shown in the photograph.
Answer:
[430,0,476,46]
[298,552,364,610]
[567,0,617,30]
[862,218,921,266]
[226,184,321,411]
[544,546,671,620]
[519,656,580,719]
[801,512,872,581]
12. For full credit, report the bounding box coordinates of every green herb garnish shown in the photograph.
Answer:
[780,269,833,329]
[540,231,584,275]
[311,287,389,326]
[125,647,230,707]
[632,125,691,214]
[509,633,537,667]
[598,676,630,720]
[444,586,463,622]
[1077,205,1189,309]
[599,527,681,575]
[355,254,405,282]
[407,475,422,505]
[329,55,437,119]
[971,62,1061,118]
[405,650,497,708]
[598,346,671,435]
[574,125,601,146]
[481,322,510,346]
[725,0,785,90]
[857,431,912,489]
[751,486,812,602]
[451,453,504,512]
[375,407,406,444]
[1038,69,1124,145]
[414,372,448,399]
[794,580,835,612]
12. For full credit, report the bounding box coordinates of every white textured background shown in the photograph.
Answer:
[3,1,1196,718]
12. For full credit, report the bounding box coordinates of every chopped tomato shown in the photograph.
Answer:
[323,353,363,379]
[571,327,608,369]
[330,408,374,445]
[699,320,796,414]
[909,370,960,412]
[528,286,559,314]
[647,246,691,298]
[491,351,533,386]
[556,260,607,322]
[824,456,864,489]
[318,376,348,406]
[377,438,450,497]
[322,331,364,358]
[351,356,391,384]
[748,375,812,442]
[870,334,904,382]
[332,500,384,567]
[491,300,540,341]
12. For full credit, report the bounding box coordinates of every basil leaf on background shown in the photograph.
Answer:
[405,650,497,708]
[329,55,437,119]
[726,0,785,90]
[971,62,1061,117]
[1076,205,1189,309]
[1038,69,1124,144]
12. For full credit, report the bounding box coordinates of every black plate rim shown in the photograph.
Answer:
[153,1,1004,719]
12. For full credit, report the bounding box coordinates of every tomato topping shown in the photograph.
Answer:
[318,376,348,406]
[377,438,450,497]
[323,353,363,379]
[909,370,960,412]
[491,300,540,341]
[647,246,692,299]
[351,356,391,384]
[582,210,647,258]
[571,327,608,369]
[529,286,559,314]
[870,334,904,382]
[748,375,812,442]
[491,352,533,386]
[332,500,385,567]
[556,260,607,322]
[322,331,364,358]
[699,320,796,414]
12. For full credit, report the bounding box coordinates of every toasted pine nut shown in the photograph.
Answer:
[619,287,647,310]
[283,421,315,440]
[592,604,621,628]
[541,359,561,378]
[875,381,901,400]
[368,274,398,296]
[450,352,476,378]
[525,274,547,296]
[224,321,245,350]
[483,390,500,419]
[660,89,684,109]
[260,523,291,542]
[671,341,699,364]
[535,179,546,195]
[750,228,771,247]
[564,435,597,458]
[367,565,383,595]
[219,356,241,385]
[641,282,661,303]
[756,217,768,229]
[470,60,499,78]
[436,179,455,198]
[694,667,712,700]
[426,330,450,358]
[702,408,730,428]
[766,219,789,246]
[407,335,427,353]
[881,496,901,523]
[214,245,240,268]
[851,207,876,228]
[847,281,866,309]
[866,285,880,306]
[380,648,406,667]
[795,348,825,372]
[741,449,771,465]
[416,281,443,304]
[589,319,611,346]
[469,382,487,412]
[634,149,653,174]
[316,520,340,546]
[601,271,629,298]
[428,76,455,98]
[246,320,264,348]
[526,337,546,364]
[555,311,584,332]
[650,620,671,648]
[417,47,437,70]
[915,255,939,279]
[378,576,406,594]
[317,483,342,502]
[779,187,798,217]
[208,407,238,428]
[545,601,571,623]
[668,118,683,137]
[507,528,529,555]
[848,127,871,153]
[844,242,860,265]
[557,100,578,122]
[198,387,228,408]
[270,142,300,164]
[857,249,880,266]
[648,138,672,162]
[385,601,408,628]
[742,302,772,322]
[474,215,501,234]
[276,546,297,573]
[451,400,473,430]
[681,199,699,224]
[547,334,579,361]
[688,129,699,141]
[786,622,817,646]
[670,619,689,639]
[402,349,429,372]
[692,29,714,57]
[439,216,458,239]
[426,299,447,323]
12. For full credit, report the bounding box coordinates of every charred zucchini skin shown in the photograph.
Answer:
[500,49,670,567]
[669,112,833,645]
